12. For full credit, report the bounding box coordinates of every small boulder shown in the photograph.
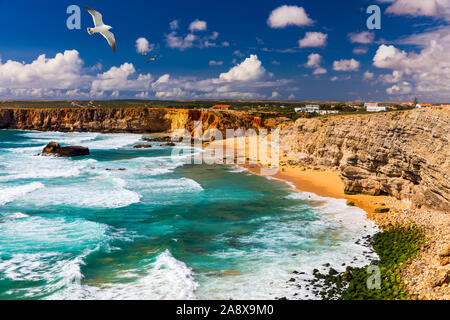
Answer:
[439,245,450,258]
[42,142,90,157]
[134,144,152,149]
[164,142,176,147]
[432,269,450,287]
[142,136,172,143]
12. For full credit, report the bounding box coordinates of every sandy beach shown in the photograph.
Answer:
[207,135,450,300]
[207,135,388,217]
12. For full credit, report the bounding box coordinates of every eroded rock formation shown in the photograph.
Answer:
[0,107,264,135]
[279,107,450,211]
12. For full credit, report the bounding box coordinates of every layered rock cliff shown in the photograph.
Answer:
[279,107,450,211]
[1,106,448,211]
[0,107,263,135]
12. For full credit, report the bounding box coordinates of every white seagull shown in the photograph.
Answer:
[85,6,116,52]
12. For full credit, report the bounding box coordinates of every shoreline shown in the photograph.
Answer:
[242,164,389,219]
[238,164,449,300]
[207,136,449,300]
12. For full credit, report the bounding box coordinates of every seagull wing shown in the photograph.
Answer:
[147,55,158,62]
[85,6,104,27]
[101,30,116,52]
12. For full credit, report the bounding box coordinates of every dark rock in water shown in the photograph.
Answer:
[289,278,296,282]
[143,136,173,143]
[42,142,89,157]
[164,142,176,147]
[134,144,152,149]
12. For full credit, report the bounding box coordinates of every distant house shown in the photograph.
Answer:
[211,105,232,110]
[295,105,321,113]
[318,110,339,115]
[415,103,432,108]
[365,103,387,112]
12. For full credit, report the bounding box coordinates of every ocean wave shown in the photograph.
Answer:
[0,182,45,206]
[286,191,379,233]
[21,131,100,146]
[82,134,142,150]
[0,213,136,299]
[47,250,199,300]
[0,212,29,221]
[22,176,141,209]
[0,156,97,182]
[136,178,204,193]
[196,188,379,300]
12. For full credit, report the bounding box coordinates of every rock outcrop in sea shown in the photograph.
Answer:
[42,142,90,157]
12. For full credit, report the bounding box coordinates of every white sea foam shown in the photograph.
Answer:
[24,176,142,209]
[21,131,100,146]
[47,250,199,300]
[82,134,142,150]
[137,178,204,193]
[195,184,379,300]
[0,182,45,206]
[0,212,29,220]
[0,154,97,182]
[0,215,110,253]
[0,213,135,299]
[19,131,141,151]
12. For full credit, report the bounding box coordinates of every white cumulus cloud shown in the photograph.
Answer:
[219,55,266,82]
[373,29,450,99]
[209,60,224,66]
[305,53,322,68]
[348,31,375,44]
[333,59,360,71]
[267,5,313,28]
[136,37,155,55]
[379,0,450,20]
[0,50,86,90]
[91,63,152,92]
[305,53,327,75]
[189,19,207,32]
[298,32,328,48]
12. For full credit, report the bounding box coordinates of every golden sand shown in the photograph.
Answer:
[208,136,389,217]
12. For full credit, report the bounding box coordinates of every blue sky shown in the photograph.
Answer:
[0,0,449,102]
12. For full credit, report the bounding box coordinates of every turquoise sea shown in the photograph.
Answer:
[0,130,378,300]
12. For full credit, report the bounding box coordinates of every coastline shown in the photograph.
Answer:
[206,136,450,300]
[244,165,388,219]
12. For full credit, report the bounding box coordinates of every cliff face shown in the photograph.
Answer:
[280,107,450,211]
[0,107,263,135]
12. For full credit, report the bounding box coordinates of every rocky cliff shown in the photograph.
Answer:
[279,107,450,211]
[0,107,263,135]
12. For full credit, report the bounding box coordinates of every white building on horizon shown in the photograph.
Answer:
[295,105,321,113]
[365,103,387,112]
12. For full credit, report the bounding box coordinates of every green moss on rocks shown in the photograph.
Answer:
[310,225,426,300]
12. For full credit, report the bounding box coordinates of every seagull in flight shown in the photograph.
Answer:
[85,6,116,52]
[147,55,158,63]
